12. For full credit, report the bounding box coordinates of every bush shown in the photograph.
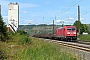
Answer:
[17,30,27,35]
[0,15,8,42]
[19,37,32,45]
[0,49,7,60]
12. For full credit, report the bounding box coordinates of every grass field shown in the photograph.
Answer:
[0,33,78,60]
[78,34,90,41]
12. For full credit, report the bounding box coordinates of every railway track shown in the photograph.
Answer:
[36,38,90,60]
[39,38,90,52]
[76,40,90,45]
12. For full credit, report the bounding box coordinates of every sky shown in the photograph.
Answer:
[0,0,90,25]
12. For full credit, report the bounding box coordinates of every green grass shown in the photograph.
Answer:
[0,33,77,60]
[78,34,90,41]
[15,38,76,60]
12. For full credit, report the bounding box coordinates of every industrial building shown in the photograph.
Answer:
[8,2,19,32]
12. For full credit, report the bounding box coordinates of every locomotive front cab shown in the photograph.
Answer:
[66,26,77,40]
[67,28,76,35]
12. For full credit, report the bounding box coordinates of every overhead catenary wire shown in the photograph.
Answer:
[51,0,83,20]
[81,10,90,15]
[55,0,76,16]
[57,0,83,16]
[71,10,90,19]
[53,0,77,20]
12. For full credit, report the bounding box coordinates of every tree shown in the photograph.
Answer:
[83,24,89,33]
[0,15,8,41]
[73,20,84,34]
[73,20,89,34]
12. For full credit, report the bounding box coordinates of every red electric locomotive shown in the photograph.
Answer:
[56,26,77,41]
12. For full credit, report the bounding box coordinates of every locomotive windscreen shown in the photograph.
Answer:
[67,28,75,31]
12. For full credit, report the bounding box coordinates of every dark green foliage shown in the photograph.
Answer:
[87,24,90,32]
[80,24,84,34]
[0,49,7,60]
[0,15,8,41]
[73,20,89,34]
[7,30,32,44]
[83,24,89,33]
[19,36,32,45]
[16,30,27,35]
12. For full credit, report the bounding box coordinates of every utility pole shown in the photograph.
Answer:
[53,20,54,35]
[55,14,56,20]
[53,14,56,35]
[78,5,80,35]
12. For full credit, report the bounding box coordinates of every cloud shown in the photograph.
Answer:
[46,2,50,4]
[0,0,39,9]
[22,11,27,14]
[55,20,65,23]
[55,19,72,24]
[64,21,70,23]
[31,15,37,17]
[80,18,85,20]
[27,20,33,24]
[49,22,53,25]
[19,17,34,25]
[19,3,39,8]
[68,17,74,20]
[66,17,74,20]
[0,0,39,25]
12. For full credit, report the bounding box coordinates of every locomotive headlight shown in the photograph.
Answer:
[73,32,76,34]
[67,32,70,34]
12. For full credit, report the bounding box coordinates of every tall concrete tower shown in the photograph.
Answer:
[8,2,19,31]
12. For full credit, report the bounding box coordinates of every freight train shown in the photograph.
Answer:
[33,26,77,41]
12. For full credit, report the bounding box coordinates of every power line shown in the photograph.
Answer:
[81,10,90,15]
[51,0,76,20]
[56,0,83,16]
[55,0,76,16]
[71,10,90,19]
[51,0,83,20]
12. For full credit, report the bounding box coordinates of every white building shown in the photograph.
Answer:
[8,2,19,32]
